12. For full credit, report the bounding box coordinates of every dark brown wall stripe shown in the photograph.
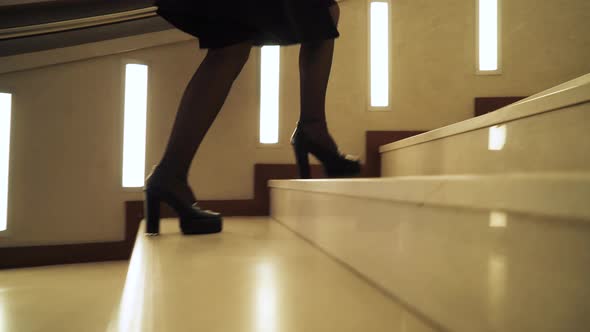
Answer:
[0,201,143,269]
[475,97,526,117]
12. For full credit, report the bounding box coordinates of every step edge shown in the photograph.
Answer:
[379,74,590,153]
[268,173,590,221]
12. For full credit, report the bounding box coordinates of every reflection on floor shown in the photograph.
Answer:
[0,217,436,332]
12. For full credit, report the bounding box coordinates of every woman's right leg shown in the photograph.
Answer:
[152,41,252,204]
[292,3,360,178]
[297,3,340,148]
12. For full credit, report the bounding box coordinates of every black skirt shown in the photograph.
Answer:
[155,0,340,49]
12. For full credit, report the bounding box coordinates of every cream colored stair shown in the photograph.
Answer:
[269,74,590,332]
[379,73,590,177]
[0,218,437,332]
[269,174,590,332]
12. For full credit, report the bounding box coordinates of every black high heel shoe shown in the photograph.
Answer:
[143,165,222,236]
[290,121,361,179]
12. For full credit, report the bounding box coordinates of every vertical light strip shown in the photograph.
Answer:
[0,93,11,232]
[479,0,499,71]
[122,64,148,188]
[370,1,390,108]
[260,46,280,144]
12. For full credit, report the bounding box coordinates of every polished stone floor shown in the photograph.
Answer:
[0,217,435,332]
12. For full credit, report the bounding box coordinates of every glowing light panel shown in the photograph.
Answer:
[370,1,390,108]
[0,93,12,232]
[122,64,148,188]
[479,0,499,71]
[260,46,280,144]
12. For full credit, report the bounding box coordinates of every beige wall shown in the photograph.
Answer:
[373,0,590,131]
[0,0,589,246]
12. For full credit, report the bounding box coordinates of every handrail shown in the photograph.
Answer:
[0,6,158,40]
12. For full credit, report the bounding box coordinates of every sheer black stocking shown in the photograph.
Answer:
[297,3,340,150]
[153,41,252,203]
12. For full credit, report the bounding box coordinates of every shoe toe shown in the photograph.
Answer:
[344,154,360,162]
[191,203,221,217]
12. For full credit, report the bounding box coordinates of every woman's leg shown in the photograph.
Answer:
[298,3,340,142]
[155,41,252,202]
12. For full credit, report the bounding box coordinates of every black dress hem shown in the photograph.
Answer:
[156,0,340,50]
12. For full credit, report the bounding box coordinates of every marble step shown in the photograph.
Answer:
[269,174,590,332]
[379,73,590,176]
[0,218,438,332]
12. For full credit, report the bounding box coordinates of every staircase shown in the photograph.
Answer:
[269,73,590,332]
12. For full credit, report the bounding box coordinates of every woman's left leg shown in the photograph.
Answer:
[151,41,253,206]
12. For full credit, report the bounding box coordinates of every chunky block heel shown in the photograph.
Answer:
[145,191,161,236]
[290,121,361,179]
[143,165,223,236]
[293,140,311,179]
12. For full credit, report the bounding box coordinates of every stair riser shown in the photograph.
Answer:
[271,188,590,332]
[382,102,590,176]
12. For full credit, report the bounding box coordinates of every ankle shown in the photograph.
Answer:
[295,122,337,151]
[298,118,326,124]
[152,163,188,184]
[298,119,328,131]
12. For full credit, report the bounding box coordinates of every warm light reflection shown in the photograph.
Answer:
[260,46,280,144]
[487,253,507,320]
[255,262,277,332]
[110,238,146,332]
[0,289,8,332]
[0,93,11,232]
[122,64,148,188]
[370,1,390,107]
[479,0,499,71]
[488,124,506,151]
[489,211,507,228]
